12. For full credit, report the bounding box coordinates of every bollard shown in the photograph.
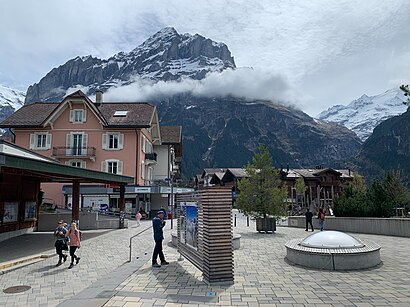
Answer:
[247,216,249,227]
[234,214,237,227]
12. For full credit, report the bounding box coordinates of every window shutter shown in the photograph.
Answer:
[81,161,87,168]
[66,134,71,155]
[83,133,88,148]
[141,161,145,179]
[69,110,74,122]
[65,161,71,166]
[101,160,107,172]
[46,133,52,149]
[29,134,35,149]
[142,136,146,153]
[118,133,124,149]
[83,109,87,122]
[102,133,107,150]
[117,161,123,175]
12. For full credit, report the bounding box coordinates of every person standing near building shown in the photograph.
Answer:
[54,220,68,266]
[135,211,142,227]
[66,222,81,269]
[305,208,314,231]
[152,210,169,268]
[318,208,325,231]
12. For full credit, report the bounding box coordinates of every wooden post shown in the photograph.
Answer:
[72,180,80,223]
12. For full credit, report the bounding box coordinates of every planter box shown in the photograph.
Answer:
[256,217,276,233]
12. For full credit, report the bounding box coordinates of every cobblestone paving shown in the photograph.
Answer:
[104,219,410,307]
[2,217,410,307]
[0,220,154,307]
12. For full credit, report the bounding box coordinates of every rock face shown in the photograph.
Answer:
[25,27,235,103]
[20,27,362,177]
[157,95,362,176]
[355,107,410,182]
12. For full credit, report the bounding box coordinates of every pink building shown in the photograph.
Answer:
[0,90,187,216]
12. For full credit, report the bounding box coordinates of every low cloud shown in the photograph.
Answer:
[103,68,299,106]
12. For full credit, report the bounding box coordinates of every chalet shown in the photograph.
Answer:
[0,90,187,217]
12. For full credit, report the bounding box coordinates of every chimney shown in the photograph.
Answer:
[348,168,351,176]
[96,90,103,104]
[286,164,289,172]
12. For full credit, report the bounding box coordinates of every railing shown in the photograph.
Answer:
[145,152,157,164]
[129,225,152,262]
[52,147,96,159]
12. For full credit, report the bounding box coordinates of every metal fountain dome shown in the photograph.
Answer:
[285,230,381,270]
[300,230,364,249]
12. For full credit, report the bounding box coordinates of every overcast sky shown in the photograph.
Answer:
[1,0,409,116]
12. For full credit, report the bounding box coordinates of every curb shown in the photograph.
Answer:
[0,253,55,275]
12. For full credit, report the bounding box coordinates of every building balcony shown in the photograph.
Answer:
[145,152,157,165]
[52,147,96,161]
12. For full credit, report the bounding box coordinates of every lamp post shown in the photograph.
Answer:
[165,177,174,229]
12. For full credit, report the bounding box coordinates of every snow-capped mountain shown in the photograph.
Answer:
[0,84,25,110]
[0,84,25,134]
[25,27,235,103]
[318,88,407,141]
[18,27,362,176]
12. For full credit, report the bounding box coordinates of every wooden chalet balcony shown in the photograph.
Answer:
[52,147,96,161]
[145,152,157,165]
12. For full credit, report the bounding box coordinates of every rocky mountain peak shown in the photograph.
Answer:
[25,27,235,104]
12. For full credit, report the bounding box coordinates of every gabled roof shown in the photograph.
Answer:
[0,90,157,129]
[312,168,342,176]
[226,168,248,178]
[0,103,58,127]
[201,168,225,178]
[282,168,353,180]
[99,103,155,127]
[160,126,182,144]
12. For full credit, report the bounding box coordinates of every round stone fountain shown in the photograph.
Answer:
[285,230,381,270]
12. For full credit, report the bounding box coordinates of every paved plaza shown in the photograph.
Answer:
[1,214,410,306]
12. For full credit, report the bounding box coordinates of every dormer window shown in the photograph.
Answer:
[70,109,87,123]
[113,111,128,117]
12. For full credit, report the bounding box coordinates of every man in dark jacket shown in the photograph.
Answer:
[305,208,314,232]
[152,211,169,268]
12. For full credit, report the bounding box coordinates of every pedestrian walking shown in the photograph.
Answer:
[152,210,169,268]
[136,211,142,226]
[66,222,81,269]
[305,208,314,231]
[318,208,325,231]
[54,220,68,266]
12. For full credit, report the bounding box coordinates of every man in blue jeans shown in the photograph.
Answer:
[152,210,169,268]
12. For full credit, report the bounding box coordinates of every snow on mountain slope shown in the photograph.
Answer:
[0,84,25,135]
[0,84,25,110]
[317,88,407,141]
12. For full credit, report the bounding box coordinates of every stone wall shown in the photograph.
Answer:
[288,216,410,237]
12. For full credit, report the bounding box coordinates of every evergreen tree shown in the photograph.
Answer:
[237,144,287,219]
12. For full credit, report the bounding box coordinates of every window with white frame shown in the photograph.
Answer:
[102,132,124,150]
[66,132,88,156]
[65,160,86,168]
[69,109,87,123]
[101,159,123,175]
[29,133,52,150]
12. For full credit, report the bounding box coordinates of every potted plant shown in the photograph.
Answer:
[236,144,287,233]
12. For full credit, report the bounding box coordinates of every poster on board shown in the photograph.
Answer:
[185,202,198,249]
[3,201,18,223]
[179,202,186,244]
[24,201,36,220]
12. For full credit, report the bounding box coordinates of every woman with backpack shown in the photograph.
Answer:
[318,208,325,231]
[66,222,81,269]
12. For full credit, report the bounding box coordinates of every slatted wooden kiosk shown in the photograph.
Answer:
[176,187,233,284]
